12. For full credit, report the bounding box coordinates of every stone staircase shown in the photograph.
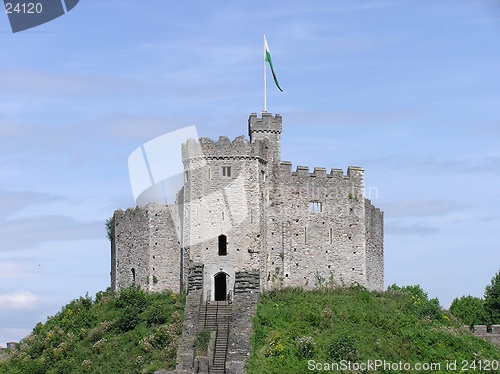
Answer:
[158,268,259,374]
[198,300,232,374]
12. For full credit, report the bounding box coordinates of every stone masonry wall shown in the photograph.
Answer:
[113,112,384,296]
[471,325,500,346]
[148,204,183,293]
[264,162,373,290]
[365,198,384,291]
[181,136,267,300]
[113,207,150,291]
[113,204,182,293]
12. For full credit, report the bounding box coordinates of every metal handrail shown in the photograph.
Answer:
[223,319,230,374]
[204,290,211,330]
[215,300,219,327]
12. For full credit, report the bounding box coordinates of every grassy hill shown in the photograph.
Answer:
[2,285,499,373]
[247,285,500,374]
[0,286,185,374]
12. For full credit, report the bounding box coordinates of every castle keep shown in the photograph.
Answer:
[111,112,384,299]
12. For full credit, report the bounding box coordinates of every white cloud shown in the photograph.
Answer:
[0,291,40,310]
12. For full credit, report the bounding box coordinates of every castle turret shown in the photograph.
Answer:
[248,112,282,163]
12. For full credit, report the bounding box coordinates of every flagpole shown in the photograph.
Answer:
[263,34,267,113]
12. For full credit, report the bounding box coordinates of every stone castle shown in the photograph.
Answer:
[111,112,384,299]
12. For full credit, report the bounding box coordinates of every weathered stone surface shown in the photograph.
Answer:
[471,324,500,346]
[112,112,384,297]
[113,112,385,373]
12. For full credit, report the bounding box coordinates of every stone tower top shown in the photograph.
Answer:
[248,112,282,163]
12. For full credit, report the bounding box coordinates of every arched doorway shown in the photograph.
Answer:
[214,272,228,301]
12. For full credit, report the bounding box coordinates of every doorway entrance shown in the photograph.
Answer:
[214,272,228,301]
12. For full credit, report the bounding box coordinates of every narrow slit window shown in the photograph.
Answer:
[208,168,211,180]
[218,234,227,256]
[309,201,323,213]
[329,228,333,244]
[304,227,307,244]
[222,166,231,177]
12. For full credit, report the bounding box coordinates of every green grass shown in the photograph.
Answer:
[2,284,499,373]
[247,286,500,374]
[0,286,185,374]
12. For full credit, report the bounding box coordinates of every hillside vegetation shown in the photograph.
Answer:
[2,285,499,373]
[247,285,500,374]
[0,286,185,374]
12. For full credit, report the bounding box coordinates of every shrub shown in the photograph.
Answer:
[484,271,500,324]
[264,332,285,358]
[450,296,488,327]
[328,333,358,361]
[146,306,168,326]
[295,336,315,358]
[194,330,211,356]
[117,306,141,332]
[116,285,147,310]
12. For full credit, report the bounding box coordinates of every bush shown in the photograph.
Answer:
[145,306,168,326]
[194,330,211,356]
[388,284,442,320]
[484,271,500,324]
[117,307,141,332]
[295,336,315,358]
[328,333,358,361]
[116,285,147,310]
[450,296,488,327]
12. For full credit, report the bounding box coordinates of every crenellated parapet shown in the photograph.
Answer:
[181,134,268,163]
[279,162,364,179]
[278,162,365,196]
[248,112,282,136]
[469,325,500,346]
[112,111,384,300]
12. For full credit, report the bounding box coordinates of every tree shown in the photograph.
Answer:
[484,271,500,325]
[105,216,114,243]
[449,296,488,327]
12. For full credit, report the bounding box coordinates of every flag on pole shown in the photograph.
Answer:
[264,35,283,92]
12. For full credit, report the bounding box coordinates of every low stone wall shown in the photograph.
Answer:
[469,325,500,346]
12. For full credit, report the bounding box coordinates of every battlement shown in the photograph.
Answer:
[279,161,364,180]
[112,111,384,309]
[181,134,269,162]
[468,325,500,346]
[248,112,282,138]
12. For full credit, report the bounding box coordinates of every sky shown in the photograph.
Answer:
[0,0,499,345]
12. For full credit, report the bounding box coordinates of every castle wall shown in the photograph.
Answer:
[181,136,267,300]
[112,204,182,293]
[148,204,183,293]
[365,199,384,291]
[113,207,149,291]
[112,112,384,296]
[264,163,370,290]
[471,325,500,346]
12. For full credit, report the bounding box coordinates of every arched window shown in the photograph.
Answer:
[218,235,227,256]
[131,268,136,283]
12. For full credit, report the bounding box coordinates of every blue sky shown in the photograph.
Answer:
[1,0,499,345]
